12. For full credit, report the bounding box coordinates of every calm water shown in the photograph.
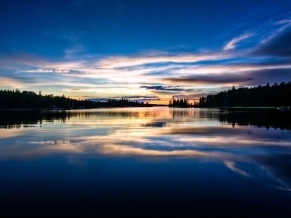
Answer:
[0,107,291,217]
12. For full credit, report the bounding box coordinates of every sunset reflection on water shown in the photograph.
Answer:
[0,107,290,217]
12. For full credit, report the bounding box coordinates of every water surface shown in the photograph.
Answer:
[0,107,291,217]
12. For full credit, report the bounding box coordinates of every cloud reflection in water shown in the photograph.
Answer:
[0,107,291,193]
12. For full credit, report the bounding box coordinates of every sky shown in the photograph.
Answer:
[1,0,291,104]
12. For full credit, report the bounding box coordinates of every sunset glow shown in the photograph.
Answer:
[1,1,291,103]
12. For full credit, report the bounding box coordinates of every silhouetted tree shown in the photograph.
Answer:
[198,81,291,107]
[169,97,192,107]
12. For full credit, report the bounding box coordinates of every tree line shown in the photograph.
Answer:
[0,90,150,109]
[169,98,193,107]
[104,98,149,107]
[198,81,291,107]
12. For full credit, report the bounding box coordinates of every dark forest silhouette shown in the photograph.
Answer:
[169,97,193,107]
[105,98,149,107]
[198,81,291,107]
[1,81,290,109]
[0,90,150,109]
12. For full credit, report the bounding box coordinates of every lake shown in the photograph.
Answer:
[0,107,291,217]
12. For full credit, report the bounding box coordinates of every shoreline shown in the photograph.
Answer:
[0,106,289,111]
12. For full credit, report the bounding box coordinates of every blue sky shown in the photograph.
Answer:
[1,0,291,103]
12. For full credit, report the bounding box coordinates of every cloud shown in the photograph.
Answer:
[0,52,49,70]
[20,69,69,74]
[223,33,252,51]
[0,76,26,88]
[140,86,195,92]
[88,96,160,102]
[64,45,85,59]
[163,75,253,85]
[121,95,160,101]
[97,52,230,69]
[251,27,291,57]
[275,19,291,25]
[0,52,84,72]
[236,68,291,86]
[2,47,291,102]
[158,60,291,86]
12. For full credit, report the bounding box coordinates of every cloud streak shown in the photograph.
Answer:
[140,86,195,92]
[251,26,291,57]
[223,33,252,51]
[163,75,253,85]
[96,52,231,69]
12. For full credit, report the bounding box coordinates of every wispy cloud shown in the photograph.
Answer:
[97,52,231,69]
[121,95,160,101]
[163,75,253,85]
[251,26,291,57]
[20,69,69,74]
[140,86,195,92]
[223,33,253,51]
[0,76,26,88]
[88,95,160,102]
